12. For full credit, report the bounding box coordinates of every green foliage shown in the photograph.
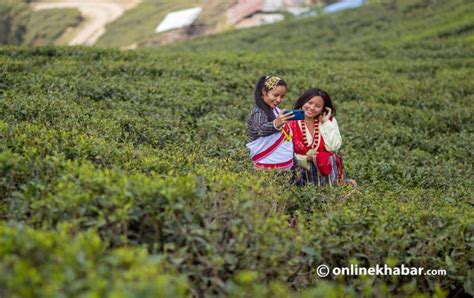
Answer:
[0,0,31,45]
[22,8,82,46]
[0,223,189,298]
[0,0,473,296]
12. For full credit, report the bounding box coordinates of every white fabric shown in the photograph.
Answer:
[295,153,310,170]
[304,121,313,144]
[273,107,281,117]
[246,131,293,166]
[272,107,282,130]
[319,117,342,152]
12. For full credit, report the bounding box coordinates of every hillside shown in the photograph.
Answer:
[0,0,473,296]
[162,0,474,56]
[23,7,82,46]
[96,0,230,48]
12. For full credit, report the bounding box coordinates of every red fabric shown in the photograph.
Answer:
[289,120,326,155]
[315,152,333,176]
[289,120,333,176]
[254,159,293,170]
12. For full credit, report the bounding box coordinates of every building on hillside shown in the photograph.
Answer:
[226,0,263,25]
[262,0,284,12]
[323,0,366,13]
[153,7,205,45]
[148,0,342,46]
[236,13,285,29]
[155,7,202,33]
[284,0,314,15]
[227,0,311,29]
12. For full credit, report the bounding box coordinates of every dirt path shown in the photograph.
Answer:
[32,0,141,46]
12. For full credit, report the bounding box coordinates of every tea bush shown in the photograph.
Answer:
[0,222,189,297]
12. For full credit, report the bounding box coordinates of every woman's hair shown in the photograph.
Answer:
[294,88,336,117]
[254,75,288,121]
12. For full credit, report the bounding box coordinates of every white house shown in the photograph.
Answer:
[155,7,202,33]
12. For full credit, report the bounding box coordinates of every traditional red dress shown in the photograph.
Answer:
[289,118,346,186]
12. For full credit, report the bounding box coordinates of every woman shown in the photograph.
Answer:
[289,88,356,186]
[246,75,294,170]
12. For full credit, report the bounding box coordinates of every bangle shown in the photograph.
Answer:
[273,120,282,130]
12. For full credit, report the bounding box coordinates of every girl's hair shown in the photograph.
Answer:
[254,76,288,121]
[294,88,336,117]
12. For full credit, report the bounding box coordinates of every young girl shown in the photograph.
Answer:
[246,76,295,170]
[289,88,356,186]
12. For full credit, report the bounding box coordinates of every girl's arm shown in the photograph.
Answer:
[248,109,280,137]
[320,117,342,152]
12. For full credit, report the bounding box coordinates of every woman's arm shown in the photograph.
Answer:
[320,117,342,152]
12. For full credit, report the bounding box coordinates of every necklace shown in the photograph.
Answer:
[300,119,319,149]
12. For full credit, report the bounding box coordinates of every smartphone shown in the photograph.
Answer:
[284,109,305,120]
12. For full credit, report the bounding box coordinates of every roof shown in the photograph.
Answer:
[155,7,202,33]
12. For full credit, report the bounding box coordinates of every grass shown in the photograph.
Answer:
[23,8,82,46]
[159,0,474,54]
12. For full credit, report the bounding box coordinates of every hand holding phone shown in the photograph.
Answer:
[284,109,304,120]
[274,109,294,128]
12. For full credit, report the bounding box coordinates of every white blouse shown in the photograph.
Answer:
[299,117,342,152]
[319,117,342,151]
